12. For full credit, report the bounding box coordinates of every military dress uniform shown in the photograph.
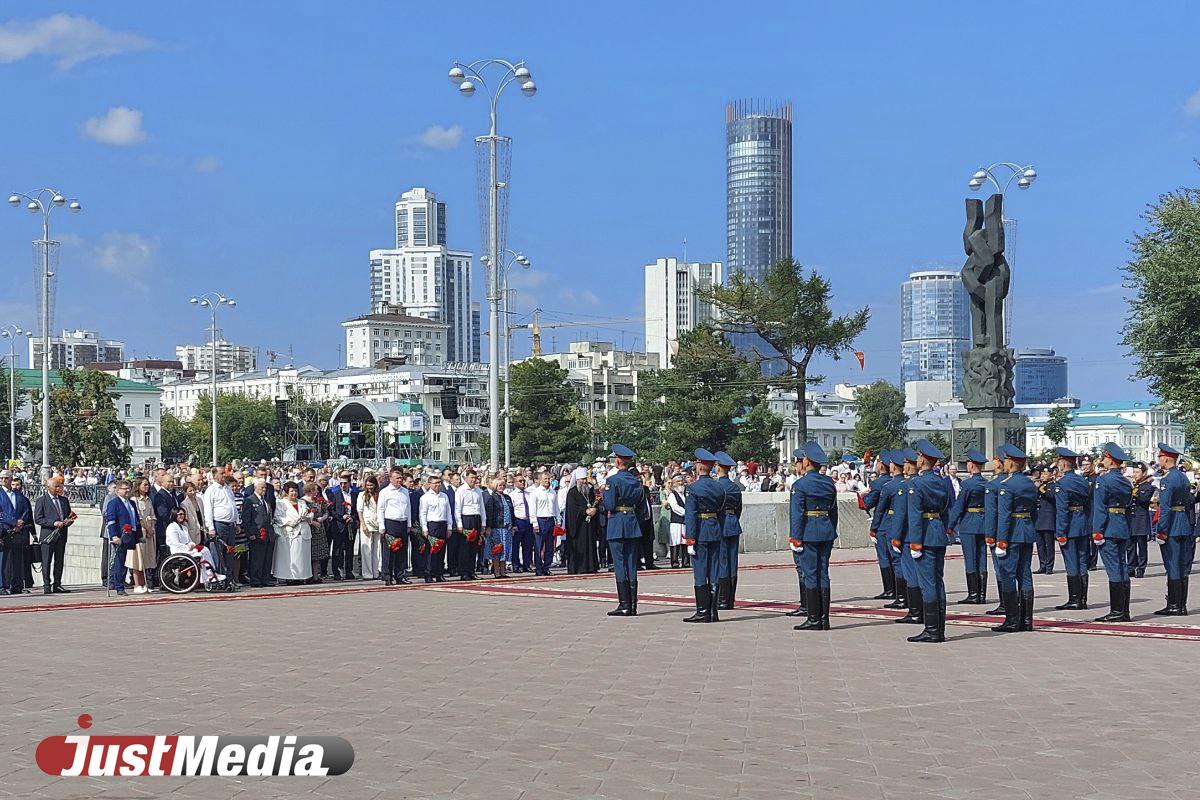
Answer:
[905,439,951,643]
[946,448,989,605]
[1128,477,1153,579]
[864,451,898,600]
[1052,449,1092,611]
[784,449,810,618]
[684,449,725,623]
[993,445,1037,633]
[1034,476,1057,574]
[1155,443,1195,616]
[790,442,838,631]
[714,451,742,610]
[1091,443,1133,622]
[983,448,1010,615]
[891,449,923,624]
[602,444,646,617]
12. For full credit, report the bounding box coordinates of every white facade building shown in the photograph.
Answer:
[342,303,449,367]
[369,187,475,362]
[644,257,722,368]
[1024,400,1186,464]
[176,339,257,373]
[534,341,658,430]
[30,329,124,370]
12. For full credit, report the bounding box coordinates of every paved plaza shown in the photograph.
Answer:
[4,549,1200,800]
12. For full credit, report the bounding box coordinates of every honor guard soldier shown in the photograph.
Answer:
[784,448,810,618]
[878,453,908,610]
[789,441,838,631]
[1053,447,1092,611]
[905,439,951,643]
[683,449,725,623]
[891,448,923,625]
[992,445,1037,633]
[1154,442,1194,616]
[602,444,646,618]
[863,451,898,600]
[713,451,742,610]
[1091,442,1133,622]
[947,448,989,605]
[983,446,1010,616]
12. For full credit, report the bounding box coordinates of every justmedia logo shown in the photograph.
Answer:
[35,716,354,777]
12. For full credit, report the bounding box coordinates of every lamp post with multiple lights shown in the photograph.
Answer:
[0,325,31,464]
[481,248,530,467]
[189,293,237,466]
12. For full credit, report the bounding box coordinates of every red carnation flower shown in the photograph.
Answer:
[122,524,132,533]
[491,543,504,555]
[259,526,267,542]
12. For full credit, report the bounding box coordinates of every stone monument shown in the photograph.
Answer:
[951,193,1026,464]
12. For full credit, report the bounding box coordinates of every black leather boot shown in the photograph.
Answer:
[1095,582,1125,622]
[786,578,808,616]
[628,581,638,617]
[957,572,977,604]
[895,585,922,624]
[717,577,732,610]
[608,581,630,616]
[986,573,1005,615]
[874,568,893,600]
[684,586,710,622]
[1056,575,1080,610]
[940,598,948,640]
[1019,590,1035,631]
[1078,573,1089,609]
[991,591,1020,632]
[976,572,988,605]
[885,577,907,609]
[1155,579,1180,616]
[908,601,943,642]
[794,588,823,630]
[1179,576,1190,615]
[1124,579,1132,618]
[730,576,738,607]
[820,587,831,630]
[708,583,720,622]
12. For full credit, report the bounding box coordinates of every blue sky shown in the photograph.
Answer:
[1,2,1198,399]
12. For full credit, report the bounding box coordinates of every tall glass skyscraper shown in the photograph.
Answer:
[900,270,972,398]
[726,100,792,375]
[1014,348,1068,404]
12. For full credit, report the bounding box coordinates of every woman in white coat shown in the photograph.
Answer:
[273,482,313,583]
[356,474,382,580]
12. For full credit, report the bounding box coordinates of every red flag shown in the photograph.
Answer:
[853,351,865,370]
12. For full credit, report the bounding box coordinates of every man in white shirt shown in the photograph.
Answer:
[203,473,241,591]
[529,471,559,576]
[421,475,453,582]
[453,470,488,581]
[376,467,412,585]
[507,473,535,574]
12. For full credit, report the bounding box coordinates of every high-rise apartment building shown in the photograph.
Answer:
[175,338,257,374]
[32,329,125,370]
[643,257,724,368]
[368,187,476,363]
[900,270,972,401]
[1014,348,1068,405]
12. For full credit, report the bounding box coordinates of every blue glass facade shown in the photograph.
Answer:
[900,270,971,397]
[1014,348,1068,404]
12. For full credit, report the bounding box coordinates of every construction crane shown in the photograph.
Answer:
[504,308,638,355]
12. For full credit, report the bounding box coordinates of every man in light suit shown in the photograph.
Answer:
[34,477,76,594]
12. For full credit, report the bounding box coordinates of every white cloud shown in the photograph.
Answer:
[1185,89,1200,119]
[81,106,147,146]
[414,124,463,150]
[0,14,154,71]
[92,232,157,287]
[193,155,219,174]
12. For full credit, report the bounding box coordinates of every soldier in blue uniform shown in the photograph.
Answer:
[863,451,898,600]
[905,439,951,643]
[1154,442,1195,616]
[1052,447,1092,610]
[875,453,908,610]
[784,448,810,618]
[790,441,838,631]
[992,445,1037,633]
[947,448,989,605]
[713,451,742,610]
[983,446,1010,616]
[602,444,647,618]
[1091,442,1133,622]
[683,449,725,623]
[890,448,923,625]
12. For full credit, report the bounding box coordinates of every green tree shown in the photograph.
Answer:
[927,431,951,457]
[851,380,908,455]
[1043,406,1072,445]
[26,369,131,467]
[728,402,783,463]
[1122,181,1200,448]
[509,358,591,464]
[701,257,869,443]
[160,410,194,462]
[190,393,282,465]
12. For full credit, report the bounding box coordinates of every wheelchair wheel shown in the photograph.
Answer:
[159,553,200,594]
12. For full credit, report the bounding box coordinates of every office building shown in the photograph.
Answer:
[900,269,972,399]
[342,303,449,368]
[368,187,476,363]
[30,329,124,370]
[1014,347,1069,405]
[176,338,257,374]
[643,257,723,367]
[535,341,658,435]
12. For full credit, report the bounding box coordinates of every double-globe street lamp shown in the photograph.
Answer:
[189,293,237,466]
[7,188,82,477]
[0,326,31,464]
[481,249,530,467]
[449,58,536,468]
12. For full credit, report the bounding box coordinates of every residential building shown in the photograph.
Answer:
[86,359,196,383]
[368,187,475,362]
[341,303,449,367]
[1024,400,1186,464]
[534,341,657,437]
[900,269,971,399]
[30,329,124,371]
[644,257,721,368]
[13,368,161,464]
[726,99,792,376]
[471,302,481,363]
[1014,347,1069,405]
[176,338,257,373]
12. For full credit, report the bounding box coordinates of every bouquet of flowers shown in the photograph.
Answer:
[552,524,566,538]
[386,534,403,551]
[465,529,479,544]
[491,542,504,555]
[258,526,268,542]
[430,538,446,555]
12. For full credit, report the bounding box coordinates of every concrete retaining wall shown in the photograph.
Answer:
[740,492,870,553]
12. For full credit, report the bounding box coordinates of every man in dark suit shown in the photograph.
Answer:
[0,471,31,594]
[1128,461,1154,579]
[241,477,274,587]
[103,480,140,597]
[325,472,358,580]
[34,476,76,594]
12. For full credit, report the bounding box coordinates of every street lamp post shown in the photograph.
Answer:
[967,163,1037,346]
[0,326,30,465]
[449,58,537,469]
[189,293,237,466]
[483,249,530,467]
[8,188,82,478]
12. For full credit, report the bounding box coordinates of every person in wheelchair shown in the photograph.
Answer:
[164,507,224,589]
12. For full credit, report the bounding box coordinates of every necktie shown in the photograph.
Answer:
[521,491,529,519]
[55,496,63,519]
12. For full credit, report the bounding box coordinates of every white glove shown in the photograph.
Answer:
[687,545,695,556]
[911,548,923,560]
[790,542,803,553]
[891,544,901,554]
[869,534,878,545]
[1095,537,1105,547]
[995,546,1008,558]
